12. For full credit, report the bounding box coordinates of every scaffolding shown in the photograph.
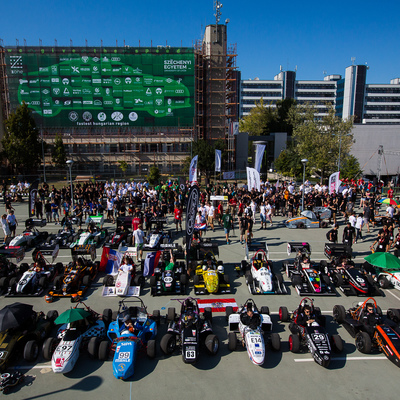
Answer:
[0,46,10,125]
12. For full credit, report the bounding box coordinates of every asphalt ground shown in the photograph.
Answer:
[2,200,399,400]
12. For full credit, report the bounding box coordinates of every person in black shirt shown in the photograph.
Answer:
[326,224,339,243]
[296,305,320,327]
[240,304,261,330]
[342,222,355,246]
[362,303,382,336]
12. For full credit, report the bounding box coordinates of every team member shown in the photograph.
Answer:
[240,304,261,330]
[133,224,145,262]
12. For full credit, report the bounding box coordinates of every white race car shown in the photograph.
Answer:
[42,305,111,374]
[226,299,280,365]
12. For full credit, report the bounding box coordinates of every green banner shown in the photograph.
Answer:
[5,47,194,127]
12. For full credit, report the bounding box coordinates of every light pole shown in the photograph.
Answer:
[66,160,74,211]
[301,158,308,211]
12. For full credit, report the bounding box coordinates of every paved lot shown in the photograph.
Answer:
[3,201,400,400]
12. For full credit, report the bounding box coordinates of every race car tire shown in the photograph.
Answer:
[246,273,253,285]
[104,235,110,244]
[276,273,284,284]
[356,332,372,354]
[147,340,156,358]
[279,306,289,322]
[42,337,57,360]
[55,263,64,274]
[73,233,80,242]
[366,274,375,286]
[39,276,48,289]
[204,307,212,322]
[24,340,39,361]
[98,340,109,361]
[127,235,133,246]
[321,221,328,228]
[152,310,161,325]
[387,308,400,323]
[289,334,300,353]
[134,274,145,287]
[320,260,327,269]
[270,333,281,351]
[322,274,331,286]
[88,337,100,359]
[318,315,327,328]
[193,275,200,285]
[160,333,176,355]
[291,275,302,287]
[180,274,188,286]
[46,236,53,244]
[205,334,219,355]
[241,260,248,273]
[9,277,18,291]
[223,274,229,284]
[103,275,114,287]
[228,332,237,351]
[112,311,118,321]
[46,310,58,322]
[225,306,234,320]
[260,306,270,316]
[332,305,346,323]
[82,275,91,287]
[331,334,344,353]
[149,276,157,287]
[54,275,63,289]
[167,307,175,322]
[0,277,9,289]
[102,309,113,326]
[334,273,344,286]
[378,276,390,289]
[20,263,29,273]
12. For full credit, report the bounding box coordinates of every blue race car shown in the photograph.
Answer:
[99,297,159,380]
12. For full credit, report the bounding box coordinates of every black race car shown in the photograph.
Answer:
[0,249,27,294]
[333,297,400,367]
[322,243,381,296]
[160,297,219,364]
[103,216,134,249]
[283,242,335,296]
[35,220,76,251]
[149,244,188,296]
[279,297,343,367]
[143,217,172,250]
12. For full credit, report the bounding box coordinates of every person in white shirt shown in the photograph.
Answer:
[259,202,266,229]
[349,212,357,228]
[386,205,395,218]
[355,213,364,243]
[207,202,215,231]
[250,200,257,223]
[133,224,145,261]
[119,256,134,273]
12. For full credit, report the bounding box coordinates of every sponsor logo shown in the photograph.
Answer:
[111,112,123,121]
[98,112,106,122]
[82,112,93,122]
[129,112,138,122]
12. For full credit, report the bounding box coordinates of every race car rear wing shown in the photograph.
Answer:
[197,241,219,258]
[116,216,134,229]
[32,244,60,263]
[25,218,47,228]
[85,215,104,228]
[245,241,268,261]
[287,242,311,256]
[160,243,185,260]
[0,247,25,263]
[324,243,352,260]
[71,244,96,261]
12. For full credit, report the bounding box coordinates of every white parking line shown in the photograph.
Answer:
[294,356,387,362]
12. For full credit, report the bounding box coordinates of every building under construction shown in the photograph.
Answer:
[0,22,239,177]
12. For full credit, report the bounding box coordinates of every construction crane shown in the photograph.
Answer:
[376,145,400,181]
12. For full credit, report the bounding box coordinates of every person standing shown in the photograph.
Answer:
[355,214,364,243]
[207,202,215,232]
[174,204,183,232]
[6,210,17,238]
[1,214,11,244]
[222,209,233,245]
[342,222,356,246]
[133,224,145,262]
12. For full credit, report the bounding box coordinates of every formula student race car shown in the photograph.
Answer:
[143,217,172,250]
[333,298,400,367]
[279,297,343,368]
[361,255,400,291]
[6,249,64,297]
[227,299,280,366]
[283,242,335,296]
[284,208,331,229]
[0,248,26,294]
[322,243,381,296]
[7,218,48,249]
[237,242,286,295]
[102,248,144,297]
[193,252,231,295]
[46,245,99,303]
[150,244,188,296]
[37,220,76,250]
[42,302,111,374]
[103,216,134,249]
[0,303,58,371]
[69,216,108,248]
[160,297,219,364]
[100,298,159,380]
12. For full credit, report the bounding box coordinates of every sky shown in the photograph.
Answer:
[1,0,399,84]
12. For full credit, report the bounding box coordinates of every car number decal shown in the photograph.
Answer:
[185,350,196,359]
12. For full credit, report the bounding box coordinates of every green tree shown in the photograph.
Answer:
[274,147,302,177]
[147,165,160,185]
[118,160,128,176]
[340,155,362,180]
[52,133,67,168]
[2,102,43,173]
[287,103,354,182]
[191,139,215,178]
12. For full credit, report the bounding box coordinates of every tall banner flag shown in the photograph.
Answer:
[215,150,221,172]
[255,144,266,173]
[143,251,162,276]
[185,184,200,267]
[246,167,261,191]
[329,171,341,194]
[100,247,123,274]
[189,155,198,185]
[228,122,239,136]
[28,179,39,218]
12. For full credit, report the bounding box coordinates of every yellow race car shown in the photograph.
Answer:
[193,252,231,295]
